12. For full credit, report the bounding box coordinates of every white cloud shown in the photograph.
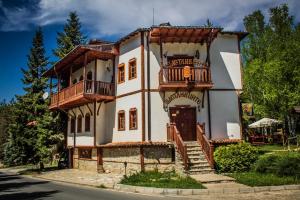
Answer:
[1,0,299,37]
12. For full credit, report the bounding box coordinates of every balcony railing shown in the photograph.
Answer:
[159,66,213,90]
[50,80,114,108]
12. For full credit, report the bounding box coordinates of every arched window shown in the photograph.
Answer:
[71,118,75,133]
[85,113,91,132]
[79,75,83,81]
[77,115,82,133]
[87,71,93,80]
[72,78,77,84]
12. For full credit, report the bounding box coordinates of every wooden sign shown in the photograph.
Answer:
[183,66,191,78]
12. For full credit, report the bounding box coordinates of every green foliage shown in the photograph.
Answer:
[53,11,86,59]
[3,27,63,167]
[229,172,300,186]
[120,170,205,189]
[242,4,300,135]
[214,143,259,172]
[254,152,300,178]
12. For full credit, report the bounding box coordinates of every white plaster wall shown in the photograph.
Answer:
[112,93,142,142]
[209,91,241,139]
[97,59,113,82]
[149,91,208,142]
[67,103,94,146]
[116,34,142,95]
[210,34,242,89]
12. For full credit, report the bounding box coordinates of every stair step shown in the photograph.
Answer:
[188,168,215,174]
[189,164,211,169]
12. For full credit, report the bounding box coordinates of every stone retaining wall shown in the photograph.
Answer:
[73,148,98,171]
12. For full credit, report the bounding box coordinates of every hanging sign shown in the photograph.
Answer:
[183,66,191,78]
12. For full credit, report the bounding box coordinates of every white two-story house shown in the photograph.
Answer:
[45,24,247,174]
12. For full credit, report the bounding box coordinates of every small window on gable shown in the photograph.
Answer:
[128,58,137,80]
[118,63,125,84]
[129,108,137,130]
[72,79,77,84]
[118,110,125,131]
[85,113,91,132]
[77,115,82,133]
[71,118,75,133]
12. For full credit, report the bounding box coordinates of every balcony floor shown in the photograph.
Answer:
[159,82,214,91]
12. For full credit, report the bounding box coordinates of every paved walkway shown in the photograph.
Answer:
[35,169,123,188]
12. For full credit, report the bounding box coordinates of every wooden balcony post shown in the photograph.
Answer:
[159,37,163,67]
[83,52,87,92]
[50,76,53,96]
[69,66,72,86]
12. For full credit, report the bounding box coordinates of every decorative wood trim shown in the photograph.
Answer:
[210,88,242,91]
[128,58,137,80]
[86,104,93,116]
[97,101,103,115]
[98,147,103,165]
[118,63,125,84]
[116,90,142,99]
[78,106,84,117]
[141,31,146,142]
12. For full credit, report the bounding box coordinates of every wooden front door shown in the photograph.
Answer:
[170,107,196,141]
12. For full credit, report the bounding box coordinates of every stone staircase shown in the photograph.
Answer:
[177,141,214,175]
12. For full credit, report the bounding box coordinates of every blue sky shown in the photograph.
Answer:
[0,0,299,101]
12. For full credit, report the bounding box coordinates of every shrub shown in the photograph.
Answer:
[214,142,259,173]
[253,154,278,173]
[254,152,300,178]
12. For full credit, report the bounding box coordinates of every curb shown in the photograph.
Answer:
[114,184,300,196]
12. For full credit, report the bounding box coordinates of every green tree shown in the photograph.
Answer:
[242,4,300,135]
[4,27,50,166]
[0,99,15,161]
[53,11,86,59]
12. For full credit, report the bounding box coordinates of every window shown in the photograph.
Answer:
[79,148,92,159]
[77,115,82,133]
[71,118,75,133]
[128,58,137,80]
[118,110,125,131]
[87,71,93,80]
[118,63,125,84]
[85,113,91,132]
[129,108,137,130]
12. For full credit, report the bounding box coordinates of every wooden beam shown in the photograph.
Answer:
[86,104,93,116]
[97,101,103,115]
[141,32,146,142]
[94,101,96,146]
[78,106,84,116]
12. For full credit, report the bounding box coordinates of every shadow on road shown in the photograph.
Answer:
[0,190,60,200]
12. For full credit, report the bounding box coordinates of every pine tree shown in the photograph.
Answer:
[4,27,49,166]
[53,11,86,59]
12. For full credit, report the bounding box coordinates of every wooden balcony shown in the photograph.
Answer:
[49,80,115,109]
[159,66,213,91]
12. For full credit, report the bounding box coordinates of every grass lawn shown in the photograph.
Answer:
[257,144,298,154]
[120,170,205,189]
[229,172,300,186]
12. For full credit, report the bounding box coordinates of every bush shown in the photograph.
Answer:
[254,152,300,178]
[214,142,259,173]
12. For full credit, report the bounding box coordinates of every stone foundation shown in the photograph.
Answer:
[72,145,183,174]
[73,148,98,172]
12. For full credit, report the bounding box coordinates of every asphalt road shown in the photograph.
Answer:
[0,171,179,200]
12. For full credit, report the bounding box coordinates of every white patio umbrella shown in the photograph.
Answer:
[248,118,282,128]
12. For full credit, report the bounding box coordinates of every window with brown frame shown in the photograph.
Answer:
[71,118,75,133]
[118,110,125,131]
[128,58,137,80]
[85,113,91,132]
[77,115,82,133]
[129,108,137,130]
[118,63,125,83]
[79,148,92,159]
